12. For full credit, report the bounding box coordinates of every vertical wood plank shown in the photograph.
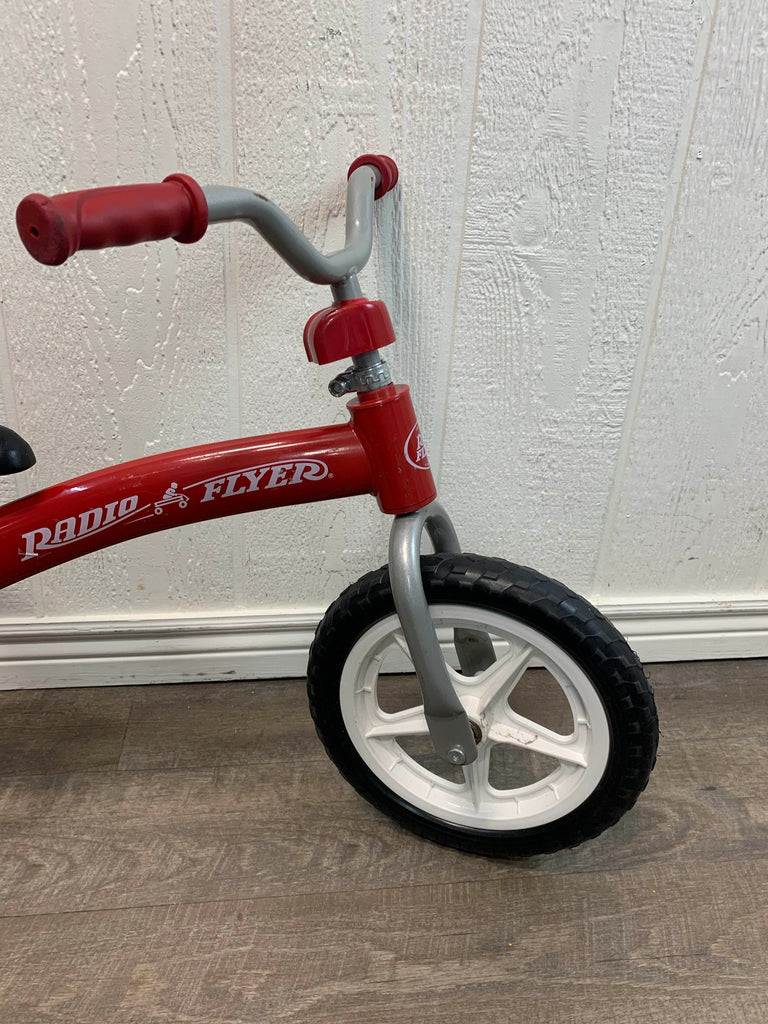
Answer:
[598,0,768,600]
[441,0,708,591]
[0,0,237,617]
[232,0,486,609]
[0,312,36,618]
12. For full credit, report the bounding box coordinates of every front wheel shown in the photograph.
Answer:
[307,554,658,858]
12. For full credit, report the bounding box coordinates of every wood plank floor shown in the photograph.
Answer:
[0,660,767,1023]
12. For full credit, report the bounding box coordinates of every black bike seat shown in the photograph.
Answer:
[0,425,36,475]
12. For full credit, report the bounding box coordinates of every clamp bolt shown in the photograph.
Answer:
[328,358,392,398]
[447,746,466,766]
[328,368,355,398]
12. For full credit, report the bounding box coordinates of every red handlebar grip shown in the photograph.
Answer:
[16,173,208,266]
[347,154,399,199]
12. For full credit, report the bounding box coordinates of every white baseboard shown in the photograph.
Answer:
[0,599,767,689]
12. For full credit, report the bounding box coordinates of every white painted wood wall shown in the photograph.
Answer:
[1,0,766,685]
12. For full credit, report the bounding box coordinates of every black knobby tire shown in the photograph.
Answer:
[307,553,658,858]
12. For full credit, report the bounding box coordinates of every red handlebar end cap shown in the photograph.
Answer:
[347,154,399,199]
[16,193,74,266]
[163,173,209,243]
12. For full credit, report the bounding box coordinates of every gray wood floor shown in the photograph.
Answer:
[0,659,766,1023]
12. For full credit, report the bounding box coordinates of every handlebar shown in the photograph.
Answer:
[16,153,398,288]
[16,175,208,266]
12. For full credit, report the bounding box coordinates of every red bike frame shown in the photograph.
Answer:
[0,384,436,591]
[6,154,481,765]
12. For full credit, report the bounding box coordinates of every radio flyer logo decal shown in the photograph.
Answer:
[404,424,430,470]
[153,482,189,515]
[18,460,331,562]
[185,460,329,503]
[20,495,151,561]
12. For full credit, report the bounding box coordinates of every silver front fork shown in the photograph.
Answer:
[388,501,496,767]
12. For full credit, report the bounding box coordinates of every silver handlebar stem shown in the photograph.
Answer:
[202,165,378,288]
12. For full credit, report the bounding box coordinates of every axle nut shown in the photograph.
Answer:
[447,746,466,766]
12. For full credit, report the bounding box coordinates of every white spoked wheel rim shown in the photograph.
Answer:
[339,604,611,831]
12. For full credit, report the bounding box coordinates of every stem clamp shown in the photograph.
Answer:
[328,357,392,397]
